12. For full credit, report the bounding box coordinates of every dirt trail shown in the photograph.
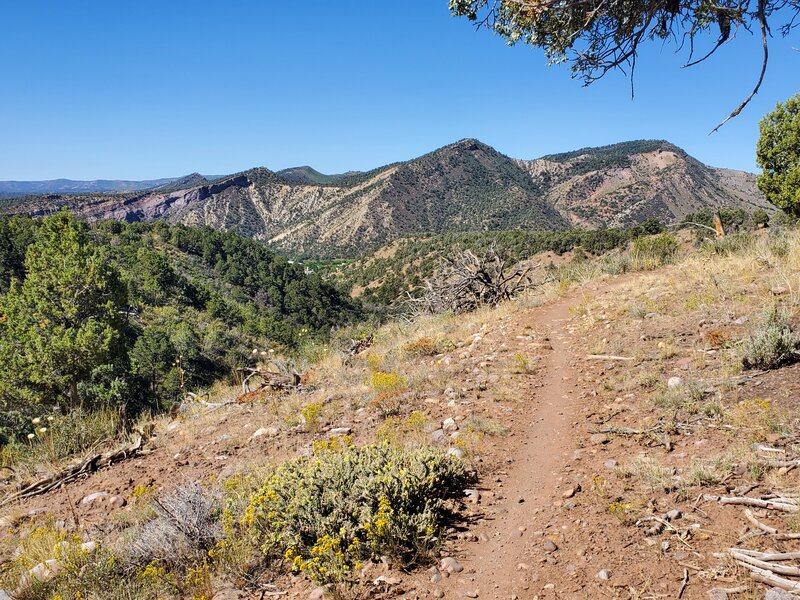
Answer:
[453,285,604,599]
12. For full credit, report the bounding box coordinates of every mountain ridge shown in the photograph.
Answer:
[0,139,773,257]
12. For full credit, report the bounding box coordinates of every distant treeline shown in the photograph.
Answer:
[333,219,666,306]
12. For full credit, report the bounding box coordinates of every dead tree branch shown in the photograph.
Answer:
[407,247,541,315]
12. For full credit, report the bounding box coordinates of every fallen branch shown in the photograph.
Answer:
[745,509,779,534]
[585,354,635,361]
[0,435,144,507]
[704,495,800,512]
[677,568,689,599]
[731,551,800,577]
[730,548,800,562]
[748,565,800,593]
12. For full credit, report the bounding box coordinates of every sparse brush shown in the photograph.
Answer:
[726,398,786,441]
[742,306,799,370]
[402,336,456,357]
[463,415,507,436]
[124,482,224,569]
[628,456,674,492]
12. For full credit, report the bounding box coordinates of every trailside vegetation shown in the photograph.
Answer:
[334,220,665,307]
[0,213,360,443]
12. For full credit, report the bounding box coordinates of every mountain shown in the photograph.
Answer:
[514,140,770,228]
[0,139,772,257]
[0,177,181,196]
[276,166,362,185]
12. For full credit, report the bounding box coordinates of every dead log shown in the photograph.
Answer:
[0,435,144,507]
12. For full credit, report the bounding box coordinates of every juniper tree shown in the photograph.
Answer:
[0,212,128,409]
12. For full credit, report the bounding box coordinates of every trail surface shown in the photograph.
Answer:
[462,294,581,598]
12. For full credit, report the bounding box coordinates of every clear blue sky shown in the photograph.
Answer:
[0,1,797,180]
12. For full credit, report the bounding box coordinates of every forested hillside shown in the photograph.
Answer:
[0,213,359,442]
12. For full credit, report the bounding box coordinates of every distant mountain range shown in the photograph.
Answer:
[0,139,773,257]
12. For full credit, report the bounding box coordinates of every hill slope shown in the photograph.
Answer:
[0,139,771,257]
[516,140,770,227]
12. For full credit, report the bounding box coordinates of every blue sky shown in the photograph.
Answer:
[0,1,797,179]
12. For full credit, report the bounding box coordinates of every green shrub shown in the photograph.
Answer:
[631,233,678,270]
[241,443,473,585]
[742,306,799,370]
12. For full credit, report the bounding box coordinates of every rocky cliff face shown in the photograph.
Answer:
[1,139,771,257]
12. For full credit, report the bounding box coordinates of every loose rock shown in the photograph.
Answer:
[442,418,459,434]
[81,491,109,506]
[440,557,464,574]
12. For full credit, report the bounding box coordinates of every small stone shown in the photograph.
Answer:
[328,427,352,437]
[706,589,728,600]
[440,557,464,574]
[447,447,466,460]
[562,484,581,499]
[27,559,61,583]
[765,589,795,600]
[543,539,558,552]
[431,429,447,445]
[667,376,683,389]
[80,541,97,554]
[589,433,609,445]
[81,492,109,506]
[250,426,279,440]
[108,495,126,509]
[665,509,682,521]
[463,592,478,598]
[0,590,10,600]
[596,569,610,580]
[771,285,789,296]
[443,418,459,434]
[374,575,402,585]
[431,573,443,583]
[433,591,444,599]
[464,489,481,504]
[603,459,617,469]
[661,541,670,552]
